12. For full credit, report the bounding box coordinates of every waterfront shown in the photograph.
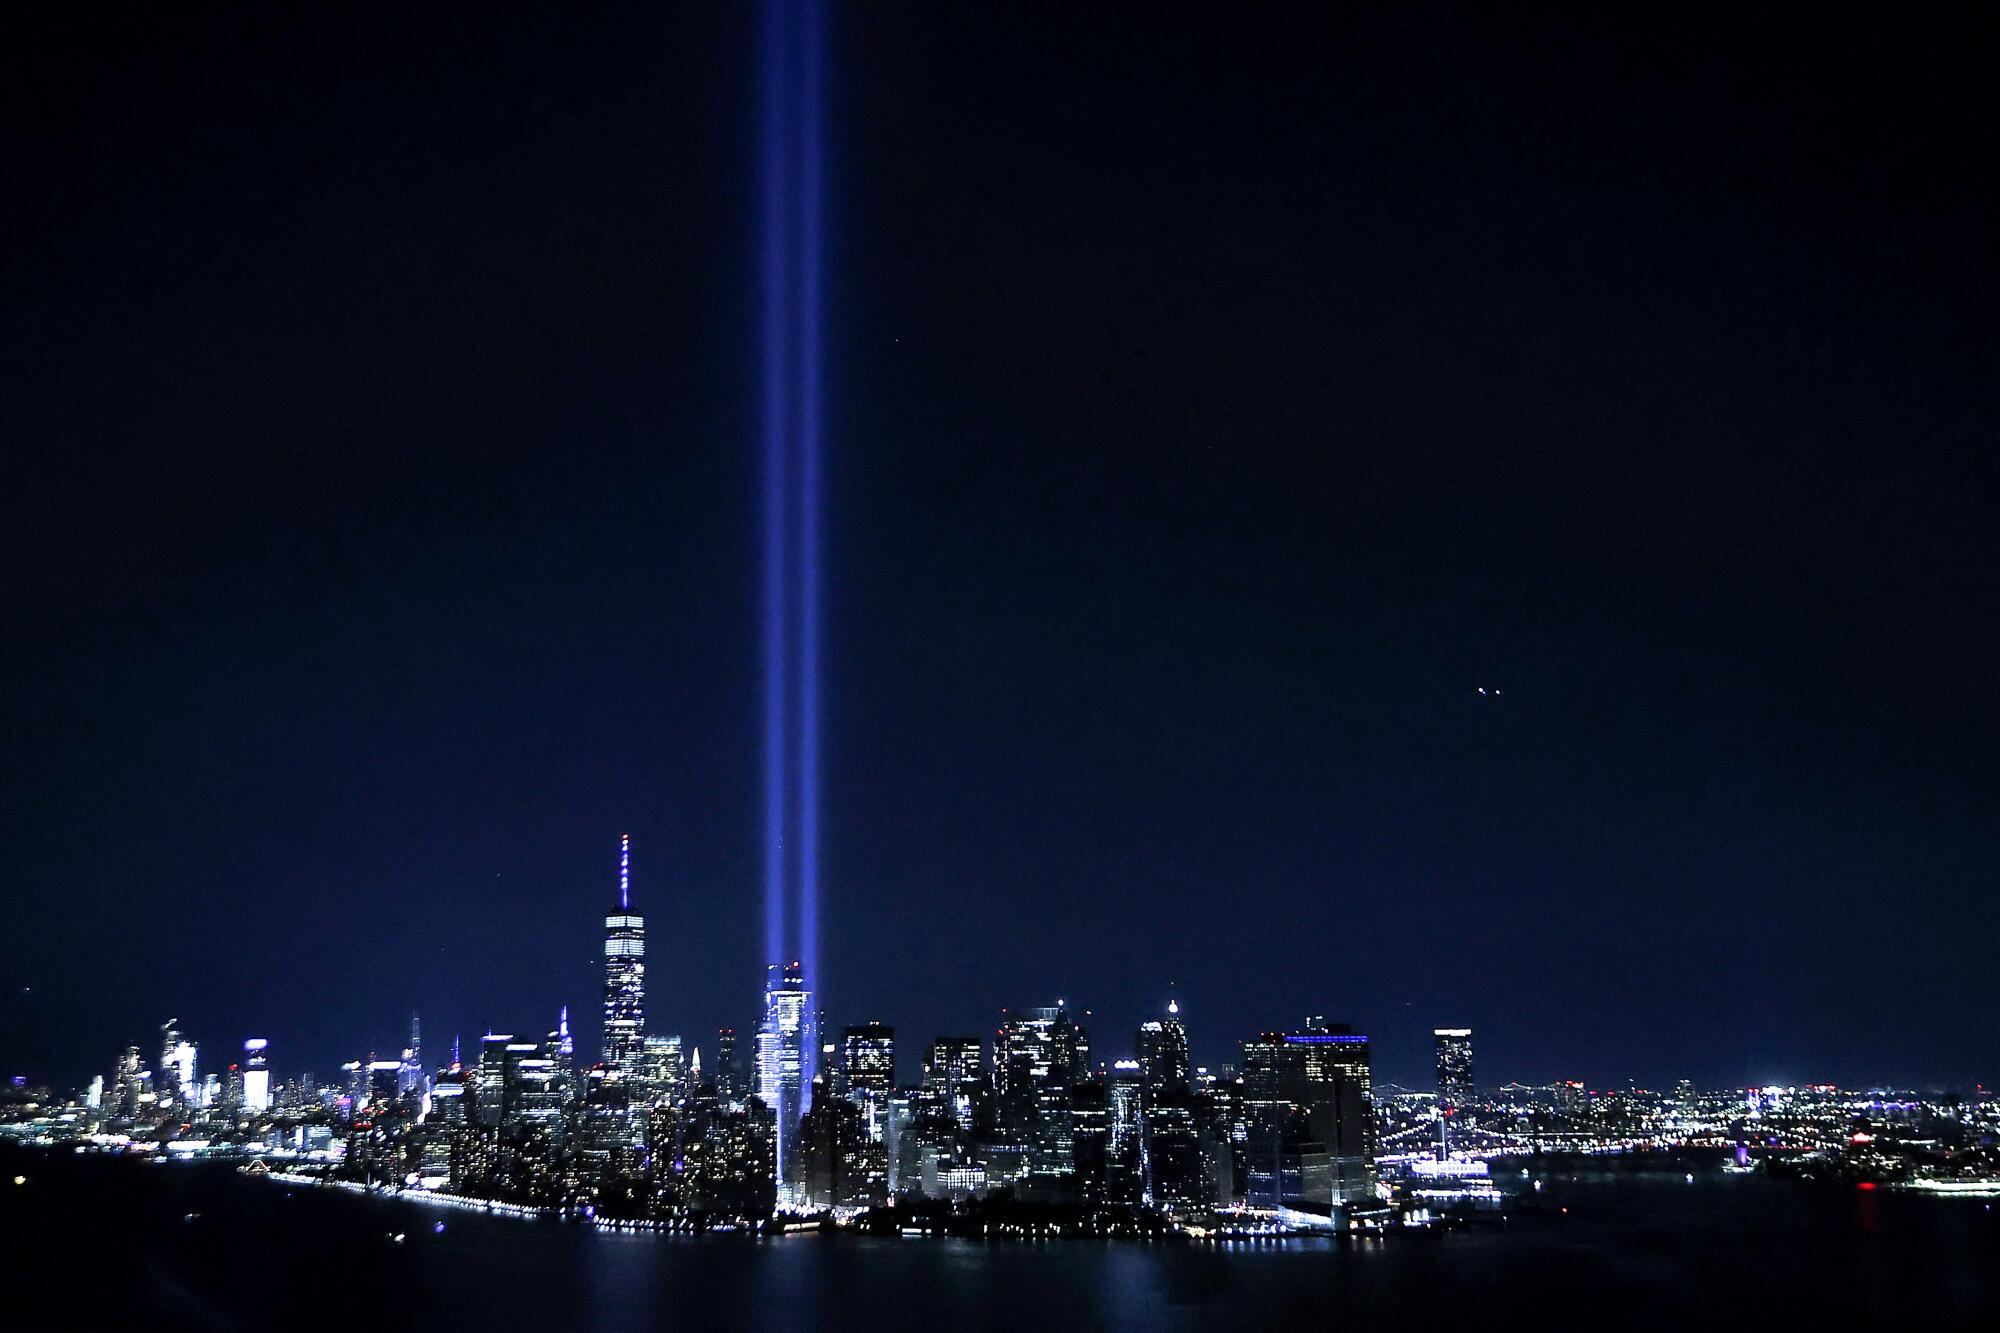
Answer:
[4,1146,1995,1331]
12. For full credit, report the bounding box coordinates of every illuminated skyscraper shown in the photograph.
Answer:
[995,1004,1089,1178]
[1105,1060,1147,1203]
[515,1041,569,1141]
[398,1012,426,1097]
[1293,1025,1375,1206]
[841,1024,895,1102]
[995,1006,1089,1099]
[757,960,812,1198]
[157,1019,196,1117]
[113,1043,144,1118]
[1240,1023,1377,1212]
[602,834,646,1071]
[640,1033,686,1107]
[158,1020,181,1112]
[242,1038,271,1114]
[1434,1027,1474,1156]
[476,1033,521,1127]
[922,1036,982,1097]
[1136,999,1191,1103]
[546,1006,575,1108]
[1434,1028,1474,1114]
[576,1064,644,1177]
[716,1028,742,1100]
[170,1041,198,1109]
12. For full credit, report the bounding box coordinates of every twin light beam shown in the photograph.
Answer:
[761,0,826,1091]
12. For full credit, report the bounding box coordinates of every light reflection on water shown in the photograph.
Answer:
[4,1151,1996,1333]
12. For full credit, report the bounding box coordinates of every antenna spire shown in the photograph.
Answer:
[619,833,631,910]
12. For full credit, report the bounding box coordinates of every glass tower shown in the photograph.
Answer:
[602,834,646,1071]
[841,1024,895,1102]
[1433,1027,1474,1113]
[757,960,812,1200]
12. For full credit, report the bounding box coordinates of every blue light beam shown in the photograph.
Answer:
[761,0,826,1147]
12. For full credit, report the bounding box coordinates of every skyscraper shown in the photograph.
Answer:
[158,1020,181,1113]
[1240,1023,1377,1213]
[398,1013,425,1097]
[602,834,646,1071]
[639,1033,686,1107]
[995,1004,1089,1179]
[113,1043,144,1118]
[576,1064,644,1176]
[757,960,812,1199]
[515,1040,569,1141]
[920,1034,981,1131]
[242,1038,271,1114]
[169,1040,197,1110]
[1434,1028,1474,1115]
[716,1027,742,1100]
[546,1007,577,1116]
[841,1023,895,1102]
[476,1033,521,1127]
[553,1006,574,1068]
[1136,999,1191,1103]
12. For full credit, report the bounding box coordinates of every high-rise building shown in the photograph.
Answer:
[169,1041,197,1113]
[639,1034,686,1107]
[922,1036,982,1096]
[514,1037,569,1142]
[1136,999,1191,1103]
[418,1064,471,1190]
[398,1013,426,1097]
[159,1020,182,1113]
[832,1024,896,1205]
[994,1006,1089,1100]
[715,1028,742,1100]
[841,1024,895,1102]
[1293,1025,1375,1205]
[603,834,646,1071]
[1240,1023,1376,1213]
[113,1044,145,1118]
[1434,1028,1474,1114]
[430,1068,471,1126]
[550,1008,574,1087]
[576,1064,644,1177]
[995,1004,1089,1178]
[1105,1060,1147,1204]
[476,1033,523,1127]
[922,1035,982,1133]
[1434,1027,1474,1157]
[756,961,812,1199]
[242,1039,271,1115]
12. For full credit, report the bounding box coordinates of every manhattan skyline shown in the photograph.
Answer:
[4,1,1996,1098]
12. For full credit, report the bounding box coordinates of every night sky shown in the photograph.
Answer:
[4,4,1994,1093]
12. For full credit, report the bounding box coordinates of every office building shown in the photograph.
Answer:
[1136,999,1191,1102]
[1435,1027,1474,1114]
[603,834,646,1071]
[757,960,812,1198]
[242,1038,271,1115]
[841,1024,895,1102]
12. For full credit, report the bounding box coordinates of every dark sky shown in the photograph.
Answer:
[4,4,1994,1094]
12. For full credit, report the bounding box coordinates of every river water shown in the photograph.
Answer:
[3,1145,1993,1330]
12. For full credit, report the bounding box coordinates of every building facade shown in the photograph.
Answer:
[603,834,646,1071]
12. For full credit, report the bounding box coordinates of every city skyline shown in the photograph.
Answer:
[5,4,1996,1327]
[6,819,1993,1095]
[21,852,1990,1103]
